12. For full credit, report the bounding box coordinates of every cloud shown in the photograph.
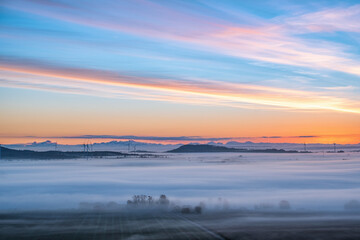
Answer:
[58,135,233,142]
[262,136,282,139]
[1,57,360,113]
[279,5,360,34]
[3,1,360,77]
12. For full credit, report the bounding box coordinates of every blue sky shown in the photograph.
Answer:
[0,0,360,144]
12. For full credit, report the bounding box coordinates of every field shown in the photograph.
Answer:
[1,211,360,240]
[0,211,224,240]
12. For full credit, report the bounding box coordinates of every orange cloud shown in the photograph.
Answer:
[1,59,359,114]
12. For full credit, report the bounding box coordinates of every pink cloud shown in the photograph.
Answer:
[280,5,360,33]
[1,58,359,113]
[3,1,360,77]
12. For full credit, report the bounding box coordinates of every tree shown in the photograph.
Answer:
[159,194,169,205]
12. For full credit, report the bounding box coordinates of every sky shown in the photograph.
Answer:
[0,0,360,144]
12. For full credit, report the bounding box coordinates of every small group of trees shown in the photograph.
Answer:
[127,194,169,206]
[127,195,153,205]
[173,201,205,215]
[177,205,202,214]
[126,195,204,214]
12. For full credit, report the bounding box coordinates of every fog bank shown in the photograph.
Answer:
[1,152,359,211]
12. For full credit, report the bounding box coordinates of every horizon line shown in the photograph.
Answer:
[1,134,359,145]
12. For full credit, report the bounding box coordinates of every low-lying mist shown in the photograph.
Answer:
[1,152,360,212]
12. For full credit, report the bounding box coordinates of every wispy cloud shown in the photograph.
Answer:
[279,5,360,33]
[1,57,359,113]
[3,1,360,77]
[5,134,360,143]
[20,135,233,142]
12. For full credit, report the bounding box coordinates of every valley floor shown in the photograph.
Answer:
[1,211,360,240]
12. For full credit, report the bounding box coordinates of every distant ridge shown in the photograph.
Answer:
[168,144,242,153]
[0,146,158,159]
[168,144,301,153]
[4,140,359,152]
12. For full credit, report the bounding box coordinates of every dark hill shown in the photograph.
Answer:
[168,144,301,153]
[168,144,243,153]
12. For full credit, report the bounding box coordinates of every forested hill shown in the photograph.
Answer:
[168,144,300,153]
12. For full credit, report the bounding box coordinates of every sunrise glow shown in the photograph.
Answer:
[1,0,360,144]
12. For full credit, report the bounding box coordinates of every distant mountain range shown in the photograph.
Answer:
[0,146,159,159]
[3,140,179,152]
[1,142,358,159]
[3,140,360,153]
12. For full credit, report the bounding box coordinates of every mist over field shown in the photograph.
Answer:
[1,152,359,211]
